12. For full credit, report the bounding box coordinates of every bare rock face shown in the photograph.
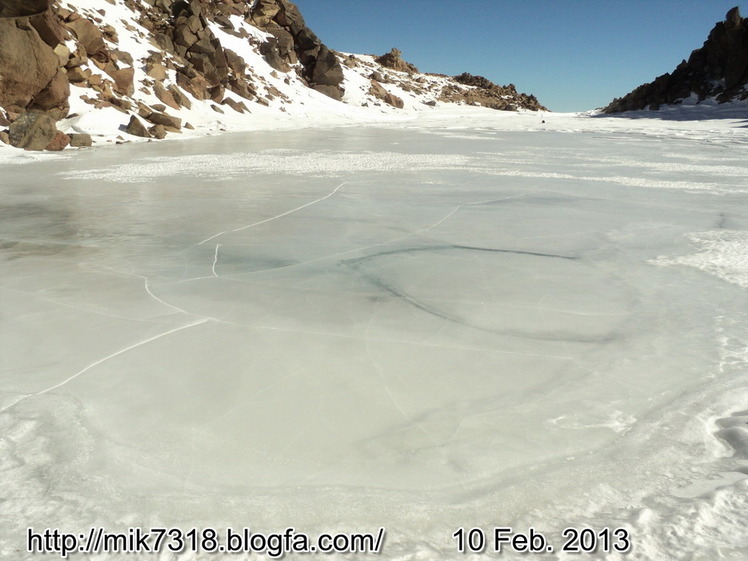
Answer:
[28,10,66,47]
[168,0,229,94]
[260,40,291,72]
[606,7,748,112]
[249,0,345,100]
[0,0,50,17]
[251,0,281,28]
[0,15,69,117]
[312,45,344,86]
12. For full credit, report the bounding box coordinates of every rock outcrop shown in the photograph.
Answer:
[605,7,748,112]
[443,73,546,111]
[347,51,545,112]
[249,0,346,100]
[0,0,69,119]
[376,48,419,74]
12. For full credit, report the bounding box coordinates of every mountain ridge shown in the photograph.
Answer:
[0,0,545,151]
[605,6,748,113]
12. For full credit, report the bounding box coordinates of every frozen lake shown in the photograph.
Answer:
[2,118,748,560]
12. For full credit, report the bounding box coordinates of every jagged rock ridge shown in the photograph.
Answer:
[605,7,748,113]
[447,72,545,111]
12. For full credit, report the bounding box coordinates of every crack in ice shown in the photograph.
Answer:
[0,319,210,414]
[197,182,346,246]
[211,205,463,278]
[211,244,222,277]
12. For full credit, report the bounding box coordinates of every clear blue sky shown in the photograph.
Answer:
[293,1,747,112]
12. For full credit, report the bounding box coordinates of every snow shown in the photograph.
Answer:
[2,115,748,560]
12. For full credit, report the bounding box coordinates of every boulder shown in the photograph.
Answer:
[29,10,66,48]
[0,18,62,110]
[44,130,70,151]
[110,49,134,66]
[313,84,342,101]
[65,45,88,68]
[66,19,105,56]
[185,14,202,34]
[173,25,197,49]
[369,80,388,99]
[214,14,233,29]
[69,133,93,147]
[295,27,320,64]
[148,124,167,139]
[222,97,248,113]
[144,111,181,130]
[154,82,180,109]
[189,38,215,56]
[251,0,281,28]
[54,44,71,66]
[189,52,215,75]
[125,115,150,137]
[66,66,90,84]
[455,73,496,89]
[176,70,210,100]
[8,111,58,150]
[276,0,305,34]
[367,79,405,109]
[224,48,247,74]
[168,84,192,109]
[145,60,168,80]
[384,92,404,109]
[107,66,135,96]
[208,85,225,102]
[228,79,255,100]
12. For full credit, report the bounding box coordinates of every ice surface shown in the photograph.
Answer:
[2,118,748,559]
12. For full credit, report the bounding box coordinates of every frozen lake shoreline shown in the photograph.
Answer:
[2,117,748,559]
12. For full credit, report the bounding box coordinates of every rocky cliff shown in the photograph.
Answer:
[605,7,748,113]
[0,0,546,150]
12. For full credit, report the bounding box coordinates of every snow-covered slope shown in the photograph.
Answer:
[0,0,545,149]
